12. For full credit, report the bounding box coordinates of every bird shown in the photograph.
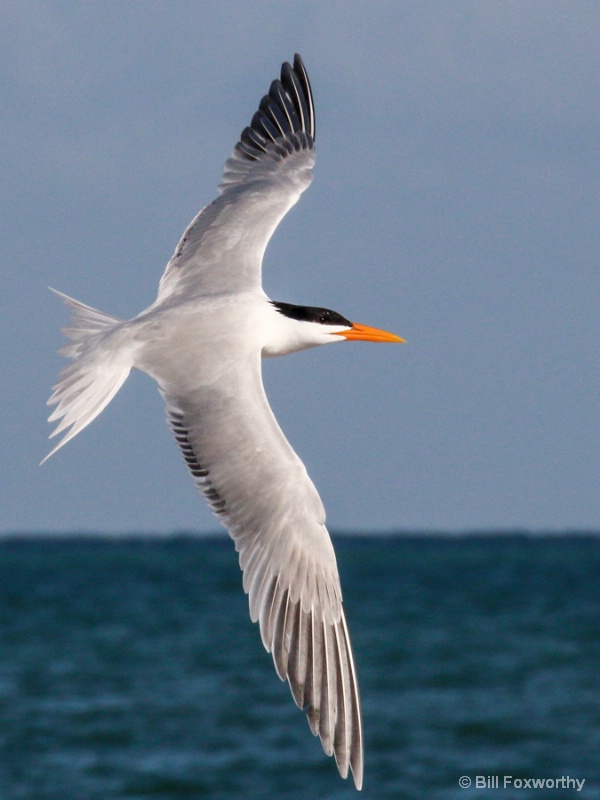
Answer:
[44,54,403,790]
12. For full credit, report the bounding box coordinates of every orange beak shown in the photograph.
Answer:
[334,322,405,343]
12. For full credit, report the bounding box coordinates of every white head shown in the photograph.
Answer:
[262,301,404,357]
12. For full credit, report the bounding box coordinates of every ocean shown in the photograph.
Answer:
[1,534,598,799]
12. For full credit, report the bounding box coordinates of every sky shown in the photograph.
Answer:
[2,1,599,534]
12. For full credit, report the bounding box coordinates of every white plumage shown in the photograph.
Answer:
[45,54,403,790]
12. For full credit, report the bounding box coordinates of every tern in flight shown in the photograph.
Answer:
[44,54,403,789]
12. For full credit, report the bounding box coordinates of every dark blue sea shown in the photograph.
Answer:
[1,534,598,799]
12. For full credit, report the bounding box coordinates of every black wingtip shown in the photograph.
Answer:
[234,54,315,163]
[291,54,315,139]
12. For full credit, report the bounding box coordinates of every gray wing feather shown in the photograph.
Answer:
[157,55,315,302]
[160,352,363,788]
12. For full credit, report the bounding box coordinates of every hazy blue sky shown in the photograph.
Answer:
[3,1,599,534]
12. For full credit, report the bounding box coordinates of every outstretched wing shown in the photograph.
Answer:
[157,54,315,302]
[160,350,363,789]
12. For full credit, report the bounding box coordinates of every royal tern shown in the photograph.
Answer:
[44,54,403,789]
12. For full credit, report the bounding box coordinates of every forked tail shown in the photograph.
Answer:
[42,289,133,463]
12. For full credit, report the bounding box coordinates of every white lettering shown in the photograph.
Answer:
[471,774,585,792]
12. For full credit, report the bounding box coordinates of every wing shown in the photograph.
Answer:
[157,54,315,302]
[160,351,363,789]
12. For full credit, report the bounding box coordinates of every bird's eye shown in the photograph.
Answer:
[319,311,330,324]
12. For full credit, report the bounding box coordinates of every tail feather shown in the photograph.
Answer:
[42,289,132,464]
